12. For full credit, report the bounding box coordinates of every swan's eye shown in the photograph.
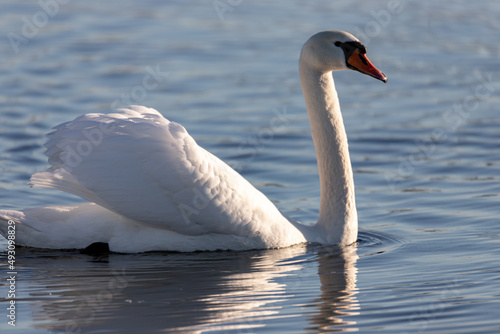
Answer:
[334,41,342,47]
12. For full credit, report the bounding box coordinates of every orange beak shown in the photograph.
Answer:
[347,49,387,83]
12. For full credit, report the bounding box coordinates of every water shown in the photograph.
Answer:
[1,0,500,333]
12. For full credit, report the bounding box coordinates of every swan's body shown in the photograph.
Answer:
[0,31,386,252]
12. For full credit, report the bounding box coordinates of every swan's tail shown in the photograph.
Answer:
[0,212,14,240]
[0,203,123,250]
[0,210,41,248]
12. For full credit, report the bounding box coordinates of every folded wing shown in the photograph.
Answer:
[30,106,285,237]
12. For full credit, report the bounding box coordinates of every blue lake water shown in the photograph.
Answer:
[1,0,500,333]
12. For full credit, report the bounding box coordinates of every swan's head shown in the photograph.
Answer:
[300,31,387,83]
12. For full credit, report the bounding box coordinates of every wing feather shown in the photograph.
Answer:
[30,106,286,237]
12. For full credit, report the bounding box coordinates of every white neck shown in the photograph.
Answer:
[299,61,358,246]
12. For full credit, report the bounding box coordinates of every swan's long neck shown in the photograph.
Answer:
[299,62,358,246]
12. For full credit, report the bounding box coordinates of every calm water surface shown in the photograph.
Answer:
[1,1,500,333]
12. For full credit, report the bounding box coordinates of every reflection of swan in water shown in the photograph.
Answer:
[311,246,359,331]
[15,246,359,333]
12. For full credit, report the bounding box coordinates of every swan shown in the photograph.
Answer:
[0,31,386,252]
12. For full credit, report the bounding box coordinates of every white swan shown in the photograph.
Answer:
[0,31,386,252]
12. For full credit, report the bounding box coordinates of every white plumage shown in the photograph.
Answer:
[0,31,386,252]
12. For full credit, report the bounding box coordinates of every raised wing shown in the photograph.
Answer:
[30,106,286,237]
